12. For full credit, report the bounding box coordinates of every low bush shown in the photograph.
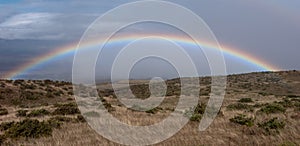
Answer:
[47,116,73,128]
[227,103,253,112]
[259,103,286,114]
[189,113,202,122]
[4,119,53,138]
[0,121,15,131]
[49,116,73,123]
[27,109,50,117]
[184,103,206,122]
[145,107,163,114]
[238,98,253,103]
[46,92,55,98]
[0,108,8,115]
[0,134,6,144]
[286,95,300,98]
[53,90,64,97]
[103,102,115,112]
[258,117,285,135]
[229,114,254,127]
[52,103,80,115]
[20,91,39,100]
[16,110,28,117]
[275,98,294,108]
[77,115,86,123]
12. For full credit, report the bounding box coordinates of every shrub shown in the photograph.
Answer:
[145,107,162,114]
[286,95,300,98]
[258,92,268,96]
[20,91,39,100]
[53,90,63,96]
[49,116,73,123]
[49,117,80,127]
[77,115,86,123]
[189,114,202,122]
[227,103,253,112]
[238,98,253,103]
[16,110,28,117]
[52,103,80,115]
[0,121,15,131]
[275,98,294,108]
[27,109,50,117]
[259,103,286,114]
[0,134,6,144]
[258,117,285,135]
[46,118,61,129]
[4,119,53,138]
[184,103,206,122]
[0,108,8,115]
[230,114,254,127]
[67,91,74,95]
[46,92,55,98]
[103,102,115,112]
[47,116,76,127]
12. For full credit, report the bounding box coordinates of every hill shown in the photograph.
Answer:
[0,70,299,145]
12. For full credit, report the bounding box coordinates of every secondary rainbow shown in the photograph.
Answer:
[3,33,279,79]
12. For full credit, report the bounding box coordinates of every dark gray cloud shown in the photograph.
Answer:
[0,0,299,81]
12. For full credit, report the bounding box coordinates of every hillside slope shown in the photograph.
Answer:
[0,70,299,145]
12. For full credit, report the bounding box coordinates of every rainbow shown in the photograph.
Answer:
[3,33,279,79]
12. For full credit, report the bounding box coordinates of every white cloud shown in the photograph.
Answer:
[0,13,56,27]
[0,13,61,40]
[0,12,150,40]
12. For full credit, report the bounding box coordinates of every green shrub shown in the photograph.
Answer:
[229,114,254,127]
[47,118,62,129]
[258,117,285,135]
[16,110,28,117]
[53,90,63,96]
[0,121,15,131]
[184,103,206,122]
[0,108,8,115]
[286,95,300,98]
[194,103,206,115]
[20,91,39,100]
[77,115,86,123]
[238,98,253,103]
[189,114,202,122]
[49,116,73,123]
[27,109,50,117]
[0,134,6,144]
[4,119,53,138]
[52,103,80,115]
[145,107,162,114]
[259,103,286,114]
[47,116,76,127]
[276,98,294,108]
[67,91,74,95]
[258,92,269,96]
[227,103,253,112]
[103,102,115,112]
[46,92,55,98]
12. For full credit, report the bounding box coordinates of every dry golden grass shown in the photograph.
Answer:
[0,71,299,145]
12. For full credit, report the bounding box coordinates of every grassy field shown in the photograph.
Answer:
[0,70,299,145]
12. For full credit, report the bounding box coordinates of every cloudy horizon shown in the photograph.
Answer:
[0,0,299,81]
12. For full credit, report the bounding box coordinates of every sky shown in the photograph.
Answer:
[0,0,299,81]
